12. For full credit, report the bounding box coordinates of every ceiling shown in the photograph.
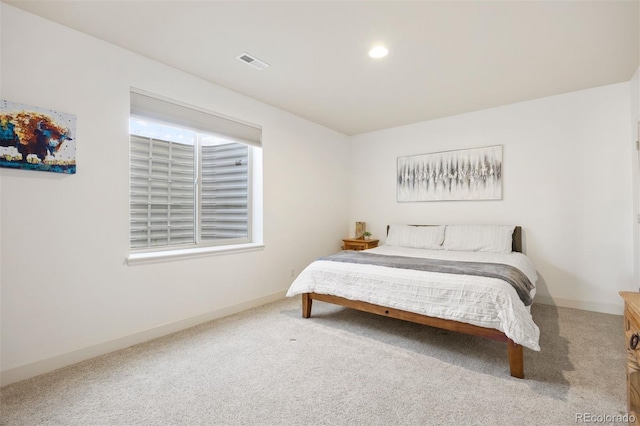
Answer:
[5,1,639,135]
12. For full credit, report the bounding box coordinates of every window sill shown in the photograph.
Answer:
[127,243,265,266]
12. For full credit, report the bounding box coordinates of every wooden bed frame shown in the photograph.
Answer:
[300,225,526,379]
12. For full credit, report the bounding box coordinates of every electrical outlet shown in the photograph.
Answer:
[290,268,295,278]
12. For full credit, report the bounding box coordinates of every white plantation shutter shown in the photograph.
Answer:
[130,135,196,249]
[129,90,260,252]
[200,143,249,241]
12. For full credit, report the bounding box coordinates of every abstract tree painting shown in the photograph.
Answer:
[0,100,76,174]
[397,145,502,202]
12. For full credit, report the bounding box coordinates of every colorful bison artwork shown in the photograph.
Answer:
[0,100,76,174]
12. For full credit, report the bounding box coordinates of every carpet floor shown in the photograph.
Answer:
[0,297,626,425]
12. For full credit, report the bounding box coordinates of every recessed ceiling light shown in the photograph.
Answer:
[369,45,388,59]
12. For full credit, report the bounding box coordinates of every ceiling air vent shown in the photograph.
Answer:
[236,52,269,70]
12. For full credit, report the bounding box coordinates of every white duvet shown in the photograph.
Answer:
[286,245,540,351]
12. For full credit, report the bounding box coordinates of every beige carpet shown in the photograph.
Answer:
[0,297,626,425]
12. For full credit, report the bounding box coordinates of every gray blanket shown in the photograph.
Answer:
[318,251,534,306]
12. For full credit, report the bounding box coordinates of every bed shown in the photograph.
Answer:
[286,224,540,378]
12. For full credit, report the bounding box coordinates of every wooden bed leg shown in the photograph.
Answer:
[302,293,312,318]
[507,339,524,379]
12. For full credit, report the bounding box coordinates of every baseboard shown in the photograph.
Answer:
[534,295,623,315]
[1,290,288,387]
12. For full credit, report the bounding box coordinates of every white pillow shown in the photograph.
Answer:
[385,225,445,249]
[443,225,515,253]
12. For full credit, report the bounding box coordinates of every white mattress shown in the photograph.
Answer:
[286,245,540,351]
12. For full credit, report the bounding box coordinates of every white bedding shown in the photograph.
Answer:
[286,245,540,351]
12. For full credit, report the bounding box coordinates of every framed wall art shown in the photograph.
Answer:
[397,145,502,202]
[0,100,76,174]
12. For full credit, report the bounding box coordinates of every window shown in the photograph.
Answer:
[129,91,261,253]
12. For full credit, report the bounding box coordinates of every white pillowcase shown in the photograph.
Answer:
[385,225,445,250]
[443,225,515,253]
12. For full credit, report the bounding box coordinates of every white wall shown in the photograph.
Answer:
[0,5,350,384]
[349,83,635,314]
[631,66,639,288]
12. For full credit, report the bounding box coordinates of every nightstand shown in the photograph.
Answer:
[620,291,640,425]
[342,238,379,251]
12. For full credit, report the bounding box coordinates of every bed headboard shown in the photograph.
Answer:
[385,225,523,253]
